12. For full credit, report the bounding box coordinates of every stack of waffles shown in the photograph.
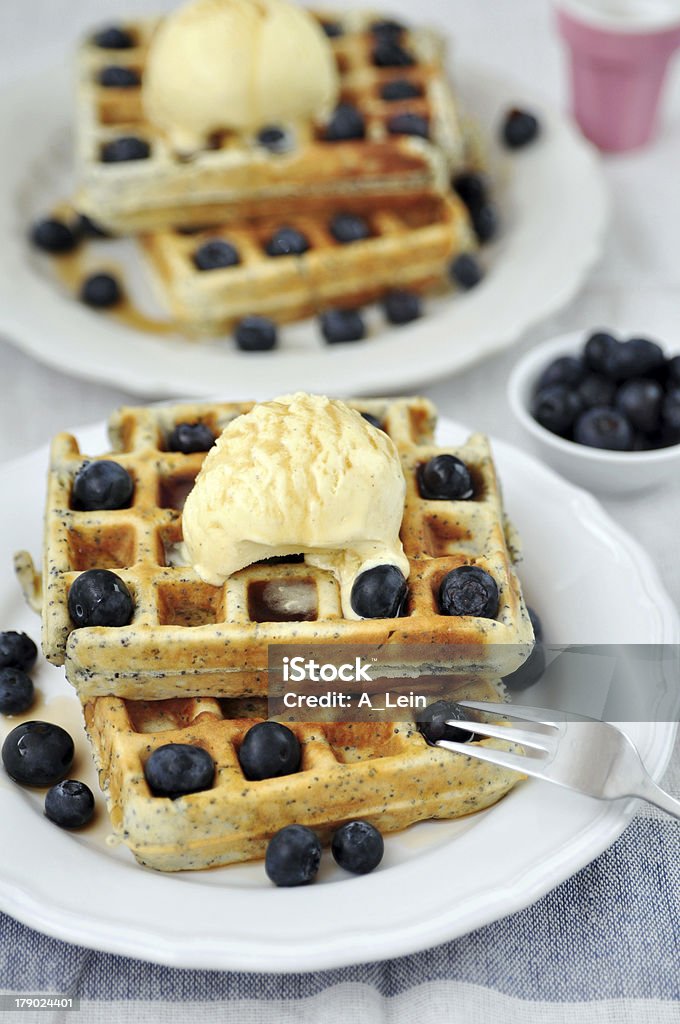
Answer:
[17,397,535,871]
[73,8,481,334]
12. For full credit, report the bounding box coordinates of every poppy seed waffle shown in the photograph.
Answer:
[84,682,523,871]
[141,195,475,333]
[16,397,534,702]
[75,11,470,233]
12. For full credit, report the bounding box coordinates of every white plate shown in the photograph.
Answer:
[0,60,608,398]
[0,416,676,971]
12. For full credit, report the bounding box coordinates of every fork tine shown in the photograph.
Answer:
[456,700,560,729]
[437,739,532,776]
[447,719,553,752]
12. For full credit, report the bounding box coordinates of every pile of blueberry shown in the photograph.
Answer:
[531,330,680,451]
[0,630,95,829]
[143,721,383,885]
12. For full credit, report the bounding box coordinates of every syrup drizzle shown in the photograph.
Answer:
[47,203,174,337]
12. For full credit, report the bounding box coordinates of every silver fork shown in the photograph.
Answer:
[437,701,680,819]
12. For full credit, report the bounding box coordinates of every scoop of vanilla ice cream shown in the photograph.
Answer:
[181,394,409,619]
[143,0,340,151]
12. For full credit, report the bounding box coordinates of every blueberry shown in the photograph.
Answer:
[0,668,34,715]
[361,412,383,429]
[238,722,301,781]
[193,239,240,271]
[633,433,657,451]
[144,743,215,799]
[78,214,111,239]
[531,385,582,435]
[265,825,322,887]
[661,389,680,444]
[167,422,215,453]
[330,213,371,244]
[452,172,489,210]
[92,26,134,49]
[72,460,134,511]
[603,337,665,381]
[380,79,423,101]
[449,253,483,290]
[502,643,546,691]
[577,374,616,410]
[45,780,95,828]
[382,289,422,325]
[324,103,365,141]
[536,356,585,391]
[80,272,122,308]
[418,454,474,500]
[31,217,78,254]
[0,632,38,671]
[387,112,429,138]
[616,379,663,434]
[666,355,680,387]
[320,20,343,37]
[528,606,544,642]
[320,308,365,343]
[584,330,619,373]
[101,136,150,162]
[573,407,634,451]
[256,125,290,153]
[626,337,666,375]
[470,202,499,244]
[351,565,408,618]
[235,316,278,352]
[68,569,134,628]
[373,39,415,67]
[502,108,540,149]
[98,66,140,88]
[439,566,499,618]
[371,19,406,38]
[265,226,310,257]
[418,700,475,745]
[2,721,74,787]
[331,820,384,874]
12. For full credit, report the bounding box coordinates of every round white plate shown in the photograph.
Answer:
[0,60,608,398]
[0,416,676,971]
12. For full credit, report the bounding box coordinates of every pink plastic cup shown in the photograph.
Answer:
[557,0,680,152]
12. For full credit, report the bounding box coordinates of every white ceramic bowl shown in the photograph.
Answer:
[507,329,680,495]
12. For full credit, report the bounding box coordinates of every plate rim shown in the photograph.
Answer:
[0,415,676,971]
[0,58,609,398]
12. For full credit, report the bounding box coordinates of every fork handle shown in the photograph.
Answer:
[630,777,680,820]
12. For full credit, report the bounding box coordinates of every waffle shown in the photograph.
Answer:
[75,11,471,232]
[141,195,475,333]
[84,682,523,871]
[17,397,534,702]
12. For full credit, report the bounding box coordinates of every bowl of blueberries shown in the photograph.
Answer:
[508,328,680,495]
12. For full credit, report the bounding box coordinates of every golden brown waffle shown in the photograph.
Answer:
[75,11,470,232]
[141,195,475,333]
[84,681,523,871]
[17,397,534,702]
